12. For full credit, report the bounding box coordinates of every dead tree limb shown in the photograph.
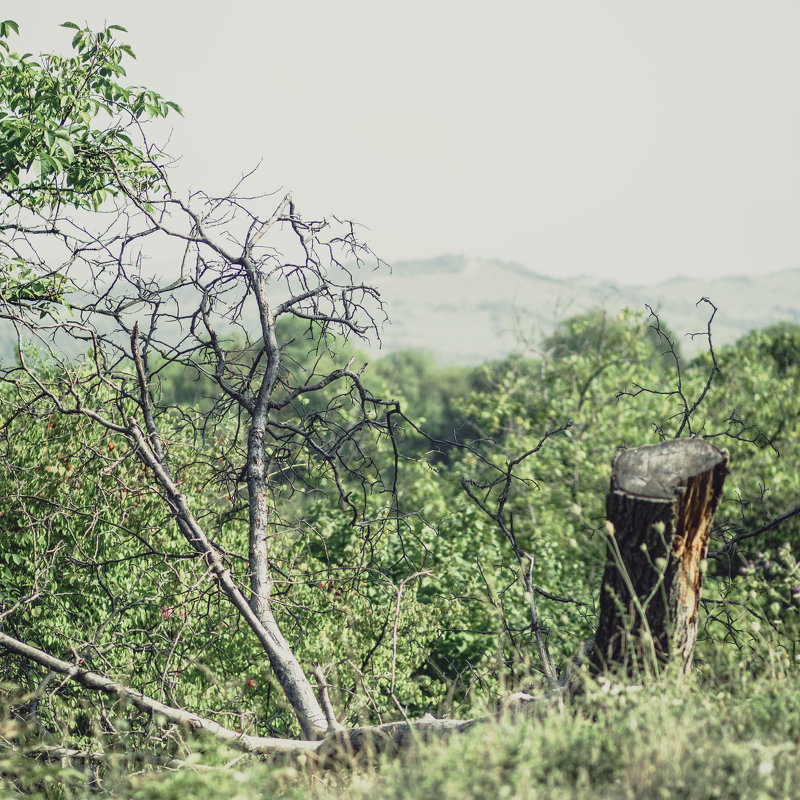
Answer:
[0,631,475,760]
[0,631,317,755]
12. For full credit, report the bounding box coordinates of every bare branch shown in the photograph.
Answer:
[0,630,316,755]
[710,503,800,558]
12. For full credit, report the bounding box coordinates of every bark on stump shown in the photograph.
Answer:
[591,439,728,677]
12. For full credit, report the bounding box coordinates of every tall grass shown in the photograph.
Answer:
[3,638,799,800]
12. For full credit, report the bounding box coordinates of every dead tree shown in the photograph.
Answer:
[591,438,729,676]
[0,176,397,740]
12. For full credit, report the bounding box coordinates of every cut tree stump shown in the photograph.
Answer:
[591,438,728,677]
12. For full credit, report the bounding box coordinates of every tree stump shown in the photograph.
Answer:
[591,439,728,677]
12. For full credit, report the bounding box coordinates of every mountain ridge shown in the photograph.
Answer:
[371,255,800,364]
[3,256,797,367]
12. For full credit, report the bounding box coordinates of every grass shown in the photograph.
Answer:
[3,645,800,800]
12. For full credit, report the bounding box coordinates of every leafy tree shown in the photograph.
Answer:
[0,19,178,310]
[542,307,680,364]
[0,19,178,207]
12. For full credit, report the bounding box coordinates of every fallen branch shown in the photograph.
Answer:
[0,631,315,756]
[0,631,477,760]
[19,743,214,771]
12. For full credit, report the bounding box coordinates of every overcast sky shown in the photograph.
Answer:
[9,1,800,284]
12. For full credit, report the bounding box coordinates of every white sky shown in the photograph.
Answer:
[8,1,800,284]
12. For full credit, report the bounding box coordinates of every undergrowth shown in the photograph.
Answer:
[3,639,799,800]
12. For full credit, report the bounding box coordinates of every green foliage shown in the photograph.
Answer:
[429,310,680,672]
[0,19,180,211]
[3,651,800,799]
[689,322,800,651]
[4,305,800,750]
[542,306,680,364]
[0,384,259,732]
[0,256,67,313]
[740,321,800,376]
[368,349,475,449]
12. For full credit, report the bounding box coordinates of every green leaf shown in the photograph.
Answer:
[28,154,44,182]
[41,152,63,172]
[0,20,174,208]
[56,135,74,162]
[0,20,19,37]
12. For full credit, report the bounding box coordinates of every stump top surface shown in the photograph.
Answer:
[612,439,727,499]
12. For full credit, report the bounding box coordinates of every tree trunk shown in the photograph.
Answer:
[591,438,728,677]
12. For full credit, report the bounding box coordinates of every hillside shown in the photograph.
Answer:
[3,256,798,367]
[372,255,800,363]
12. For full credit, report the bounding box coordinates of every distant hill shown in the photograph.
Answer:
[3,255,798,367]
[370,255,800,363]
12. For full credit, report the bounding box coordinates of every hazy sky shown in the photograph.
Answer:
[9,2,800,284]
